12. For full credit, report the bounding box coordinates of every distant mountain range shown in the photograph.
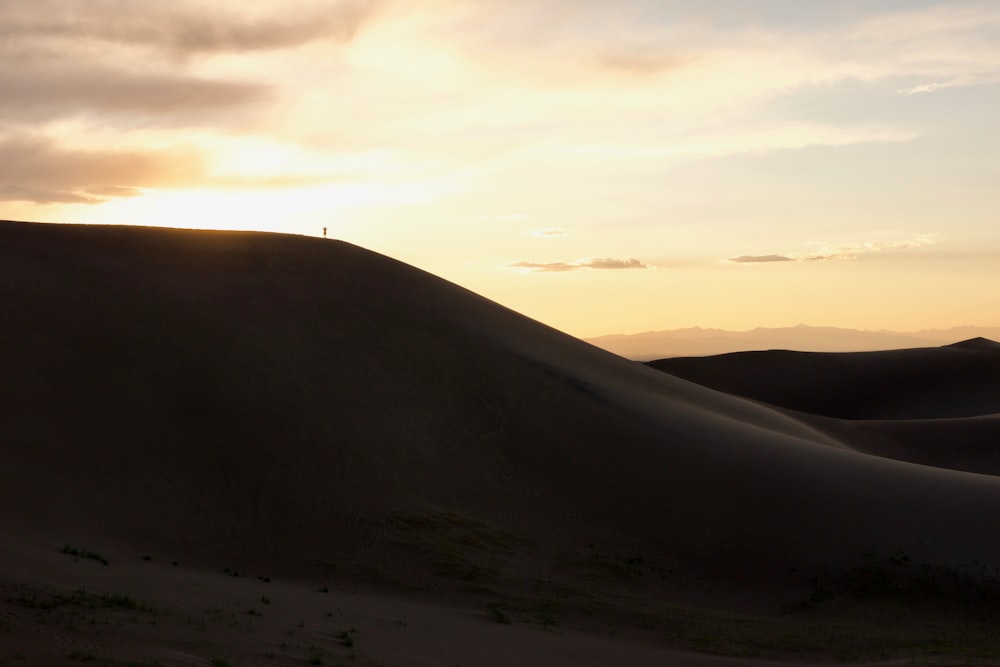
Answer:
[586,325,1000,360]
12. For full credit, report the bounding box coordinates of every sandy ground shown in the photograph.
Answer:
[0,537,943,667]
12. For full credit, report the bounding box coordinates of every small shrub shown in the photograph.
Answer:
[489,603,511,624]
[67,650,96,661]
[307,646,325,665]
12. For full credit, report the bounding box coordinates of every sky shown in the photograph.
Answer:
[2,0,999,338]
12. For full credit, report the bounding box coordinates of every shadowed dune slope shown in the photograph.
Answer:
[648,345,1000,420]
[808,414,1000,477]
[3,220,1000,595]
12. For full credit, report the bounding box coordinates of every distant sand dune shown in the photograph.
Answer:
[648,346,1000,419]
[588,326,1000,360]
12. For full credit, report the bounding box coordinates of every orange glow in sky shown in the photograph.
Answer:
[2,0,1000,337]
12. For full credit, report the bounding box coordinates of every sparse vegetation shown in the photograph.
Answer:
[338,628,356,647]
[67,651,97,662]
[60,545,109,566]
[386,511,531,584]
[799,552,1000,615]
[15,588,155,613]
[307,646,325,665]
[488,603,511,624]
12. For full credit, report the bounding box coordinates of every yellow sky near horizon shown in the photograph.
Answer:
[3,0,999,338]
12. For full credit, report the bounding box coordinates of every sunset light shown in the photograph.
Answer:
[5,4,1000,663]
[3,0,999,337]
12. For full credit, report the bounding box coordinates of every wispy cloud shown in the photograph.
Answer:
[0,0,378,57]
[728,235,938,264]
[0,66,269,124]
[0,134,203,204]
[532,228,569,237]
[510,257,649,273]
[3,0,999,218]
[898,82,950,95]
[728,254,794,263]
[799,236,938,261]
[0,1,376,129]
[596,49,691,76]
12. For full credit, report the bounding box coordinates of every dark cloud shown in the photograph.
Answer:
[0,1,376,127]
[727,254,795,263]
[0,66,269,123]
[0,185,106,205]
[0,134,204,205]
[510,257,649,273]
[0,0,378,56]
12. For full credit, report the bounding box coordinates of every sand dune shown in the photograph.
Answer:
[3,220,1000,665]
[587,325,1000,360]
[647,339,1000,485]
[807,413,1000,477]
[648,345,1000,419]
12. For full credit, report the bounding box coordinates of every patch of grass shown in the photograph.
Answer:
[488,603,511,625]
[67,651,97,661]
[203,607,239,627]
[98,593,149,611]
[799,553,1000,616]
[389,512,529,554]
[338,628,356,647]
[210,660,233,667]
[386,511,531,584]
[307,646,325,665]
[60,545,109,566]
[15,589,155,613]
[553,544,667,586]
